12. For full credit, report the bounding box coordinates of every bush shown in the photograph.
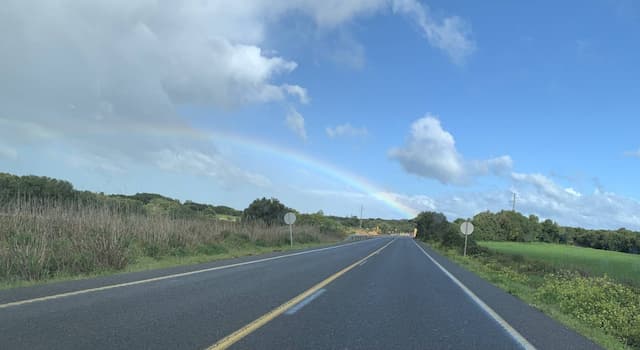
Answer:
[535,273,640,347]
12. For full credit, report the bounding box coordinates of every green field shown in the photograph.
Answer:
[479,241,640,286]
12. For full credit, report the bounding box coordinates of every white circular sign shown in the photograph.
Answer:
[460,221,474,236]
[284,212,297,225]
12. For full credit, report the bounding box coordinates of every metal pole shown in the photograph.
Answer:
[289,224,293,247]
[464,234,468,257]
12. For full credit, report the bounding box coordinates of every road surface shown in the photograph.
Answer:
[0,237,601,349]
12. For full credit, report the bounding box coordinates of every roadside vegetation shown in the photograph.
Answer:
[414,211,640,350]
[472,210,640,255]
[0,172,414,288]
[0,199,344,286]
[479,241,640,287]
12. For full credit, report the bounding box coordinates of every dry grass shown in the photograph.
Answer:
[0,200,343,282]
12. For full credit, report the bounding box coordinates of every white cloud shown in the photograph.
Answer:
[509,173,640,230]
[153,149,271,188]
[565,187,583,197]
[285,108,308,141]
[0,0,474,191]
[326,123,369,138]
[0,0,309,187]
[282,84,310,104]
[386,177,640,230]
[511,172,566,199]
[392,0,475,63]
[389,115,512,185]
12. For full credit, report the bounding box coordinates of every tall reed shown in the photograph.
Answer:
[0,199,343,282]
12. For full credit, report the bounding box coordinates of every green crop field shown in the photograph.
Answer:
[479,241,640,286]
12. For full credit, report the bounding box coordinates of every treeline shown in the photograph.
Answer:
[472,210,640,255]
[0,173,414,232]
[241,198,414,233]
[0,173,241,219]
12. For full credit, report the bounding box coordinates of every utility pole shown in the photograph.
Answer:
[512,192,517,212]
[359,205,363,229]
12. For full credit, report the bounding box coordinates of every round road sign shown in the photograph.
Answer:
[460,221,474,236]
[284,212,297,225]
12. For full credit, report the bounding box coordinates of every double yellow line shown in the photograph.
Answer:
[207,238,395,350]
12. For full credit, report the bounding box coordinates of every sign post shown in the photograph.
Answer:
[460,221,474,256]
[284,212,297,247]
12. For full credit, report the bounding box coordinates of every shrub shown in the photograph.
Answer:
[535,272,640,347]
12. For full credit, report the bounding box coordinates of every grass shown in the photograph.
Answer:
[428,241,640,350]
[0,199,345,288]
[479,241,640,287]
[0,239,334,291]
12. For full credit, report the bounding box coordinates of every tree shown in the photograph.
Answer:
[242,197,291,225]
[540,219,561,243]
[414,211,449,241]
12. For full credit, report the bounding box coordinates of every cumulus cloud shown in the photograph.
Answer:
[326,123,369,138]
[285,108,308,141]
[389,115,512,185]
[0,0,474,189]
[0,0,313,186]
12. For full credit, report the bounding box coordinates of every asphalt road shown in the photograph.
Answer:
[0,237,601,350]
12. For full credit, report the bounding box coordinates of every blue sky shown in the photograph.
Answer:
[2,0,640,229]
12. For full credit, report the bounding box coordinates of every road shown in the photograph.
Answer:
[0,237,601,349]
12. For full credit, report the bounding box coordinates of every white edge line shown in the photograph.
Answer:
[412,240,536,350]
[0,238,387,309]
[358,259,368,267]
[284,288,326,315]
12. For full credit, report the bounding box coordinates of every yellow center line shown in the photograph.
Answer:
[206,238,395,350]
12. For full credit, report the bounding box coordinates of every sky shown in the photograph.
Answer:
[2,0,640,230]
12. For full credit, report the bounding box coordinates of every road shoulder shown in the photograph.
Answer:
[415,240,602,350]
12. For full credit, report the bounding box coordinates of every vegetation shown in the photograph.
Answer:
[0,199,344,285]
[412,209,640,349]
[479,242,640,287]
[537,272,640,348]
[414,211,482,254]
[0,173,353,286]
[472,210,640,255]
[0,172,241,221]
[432,244,638,350]
[0,172,416,287]
[242,197,292,225]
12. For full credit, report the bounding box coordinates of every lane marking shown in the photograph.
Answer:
[284,289,326,315]
[412,240,536,350]
[0,238,385,310]
[358,259,368,267]
[207,238,396,350]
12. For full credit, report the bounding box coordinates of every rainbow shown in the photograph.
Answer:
[120,121,419,218]
[209,131,419,219]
